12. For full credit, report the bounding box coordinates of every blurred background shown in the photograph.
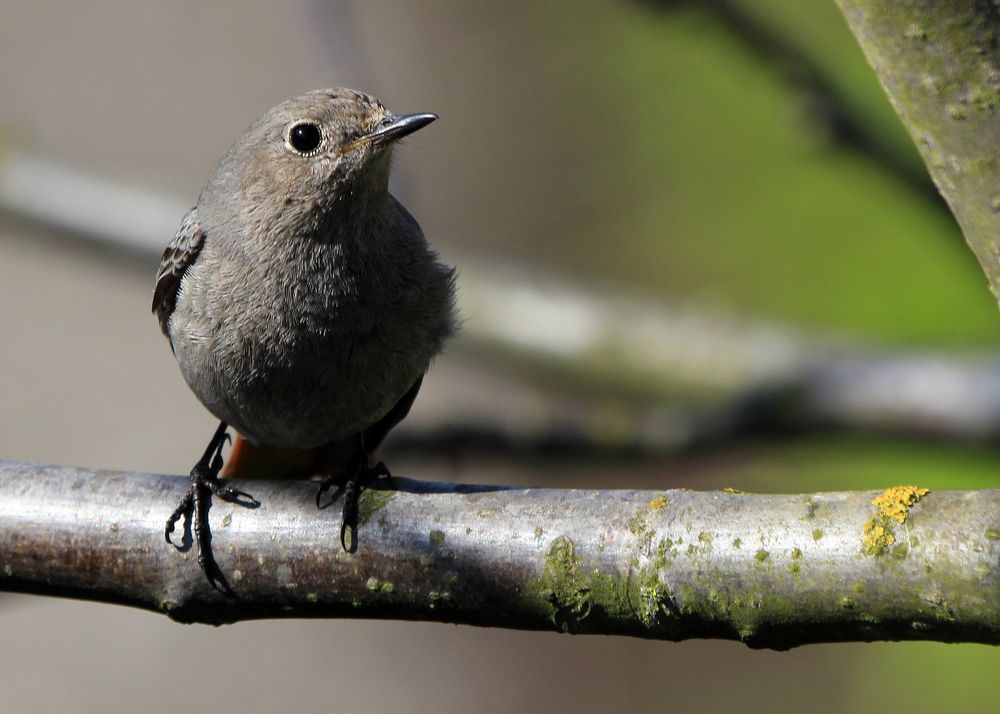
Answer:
[1,1,998,712]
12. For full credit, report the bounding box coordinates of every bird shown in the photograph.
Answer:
[152,88,456,588]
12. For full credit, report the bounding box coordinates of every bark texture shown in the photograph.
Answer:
[0,461,997,649]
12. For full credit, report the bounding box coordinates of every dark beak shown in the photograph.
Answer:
[363,113,438,146]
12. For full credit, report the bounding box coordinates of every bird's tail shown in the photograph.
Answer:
[221,434,345,479]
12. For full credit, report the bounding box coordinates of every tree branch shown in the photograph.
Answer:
[1,461,996,648]
[835,1,1000,306]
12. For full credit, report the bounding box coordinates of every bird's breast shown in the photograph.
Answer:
[169,239,434,448]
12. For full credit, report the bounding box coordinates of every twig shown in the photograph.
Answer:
[1,461,996,648]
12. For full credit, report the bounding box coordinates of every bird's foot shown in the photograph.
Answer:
[316,457,393,553]
[164,422,259,593]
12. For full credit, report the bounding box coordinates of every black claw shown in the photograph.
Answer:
[164,492,192,545]
[315,441,391,554]
[164,422,256,594]
[340,468,364,553]
[207,479,259,508]
[316,475,343,509]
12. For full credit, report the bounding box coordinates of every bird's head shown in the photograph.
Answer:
[207,88,436,222]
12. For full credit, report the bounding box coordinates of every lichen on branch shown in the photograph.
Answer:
[0,462,997,648]
[862,485,930,556]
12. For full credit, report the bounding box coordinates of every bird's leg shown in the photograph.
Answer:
[339,450,365,553]
[164,421,259,592]
[314,378,420,550]
[315,434,392,553]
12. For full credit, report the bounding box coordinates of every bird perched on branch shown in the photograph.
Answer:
[152,88,456,588]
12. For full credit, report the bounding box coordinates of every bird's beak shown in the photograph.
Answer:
[362,113,438,146]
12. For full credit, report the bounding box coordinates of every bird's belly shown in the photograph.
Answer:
[171,310,426,449]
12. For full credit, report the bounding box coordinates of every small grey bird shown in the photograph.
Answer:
[153,88,456,586]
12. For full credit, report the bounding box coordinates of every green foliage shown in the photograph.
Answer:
[534,1,1000,344]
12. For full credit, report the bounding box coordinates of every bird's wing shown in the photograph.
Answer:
[152,207,205,337]
[361,376,424,453]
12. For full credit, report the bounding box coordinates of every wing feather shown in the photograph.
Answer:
[152,208,205,337]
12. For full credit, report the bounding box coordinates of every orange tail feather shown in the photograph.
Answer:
[222,434,340,480]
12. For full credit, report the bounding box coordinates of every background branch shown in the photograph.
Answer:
[1,461,996,648]
[5,151,1000,460]
[836,1,1000,306]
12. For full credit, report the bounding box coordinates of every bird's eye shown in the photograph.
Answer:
[287,122,323,155]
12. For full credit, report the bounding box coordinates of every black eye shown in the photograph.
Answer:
[288,122,322,154]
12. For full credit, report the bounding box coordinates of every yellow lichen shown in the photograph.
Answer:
[862,486,930,556]
[871,486,930,523]
[722,487,745,494]
[649,495,669,510]
[862,522,895,554]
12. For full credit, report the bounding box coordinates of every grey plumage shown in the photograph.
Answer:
[154,88,456,451]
